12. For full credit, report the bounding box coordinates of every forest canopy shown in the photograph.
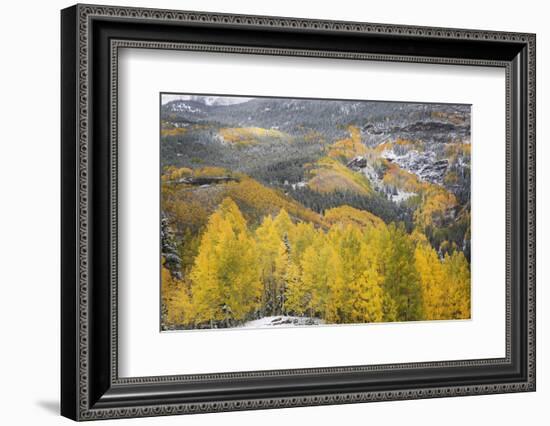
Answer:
[162,198,470,329]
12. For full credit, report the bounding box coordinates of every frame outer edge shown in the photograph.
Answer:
[67,4,536,421]
[527,33,536,390]
[77,2,90,420]
[61,4,80,422]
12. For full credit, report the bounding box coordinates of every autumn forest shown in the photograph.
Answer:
[160,94,471,330]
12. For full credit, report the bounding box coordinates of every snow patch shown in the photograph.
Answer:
[168,103,202,113]
[240,316,324,328]
[381,148,448,185]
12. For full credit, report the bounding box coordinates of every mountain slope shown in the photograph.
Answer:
[161,95,471,258]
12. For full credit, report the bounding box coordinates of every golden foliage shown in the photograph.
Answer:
[194,166,229,177]
[381,161,458,229]
[161,166,193,182]
[324,205,385,228]
[375,223,423,321]
[224,177,325,227]
[190,198,262,325]
[415,241,471,320]
[441,251,471,319]
[414,187,458,229]
[161,127,188,137]
[163,199,471,328]
[307,157,373,196]
[161,266,194,327]
[414,243,446,320]
[383,162,424,193]
[218,127,289,146]
[327,125,366,160]
[162,170,325,238]
[191,124,212,131]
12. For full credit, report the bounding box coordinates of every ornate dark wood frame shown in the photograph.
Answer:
[61,3,536,421]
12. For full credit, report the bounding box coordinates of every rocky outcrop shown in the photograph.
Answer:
[399,121,458,133]
[347,156,367,169]
[381,149,448,185]
[347,156,384,190]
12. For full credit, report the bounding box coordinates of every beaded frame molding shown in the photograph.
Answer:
[61,4,536,421]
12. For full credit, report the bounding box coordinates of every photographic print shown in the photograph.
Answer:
[160,93,471,331]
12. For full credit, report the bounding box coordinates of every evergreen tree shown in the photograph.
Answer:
[285,261,307,316]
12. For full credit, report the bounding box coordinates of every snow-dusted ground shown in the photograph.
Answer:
[240,316,324,328]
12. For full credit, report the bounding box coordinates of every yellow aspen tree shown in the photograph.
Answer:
[288,222,317,267]
[299,231,344,322]
[284,261,307,315]
[361,223,398,322]
[382,293,399,322]
[442,251,471,319]
[328,226,385,324]
[189,215,222,325]
[351,235,385,323]
[162,266,194,328]
[378,223,423,321]
[348,267,384,323]
[225,231,262,321]
[414,243,446,320]
[190,198,261,326]
[326,225,360,322]
[273,208,293,237]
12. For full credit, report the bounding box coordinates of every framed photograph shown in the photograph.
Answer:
[61,4,536,421]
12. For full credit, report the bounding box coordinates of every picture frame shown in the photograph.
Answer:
[61,3,536,421]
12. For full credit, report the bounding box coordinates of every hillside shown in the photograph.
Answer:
[162,166,326,231]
